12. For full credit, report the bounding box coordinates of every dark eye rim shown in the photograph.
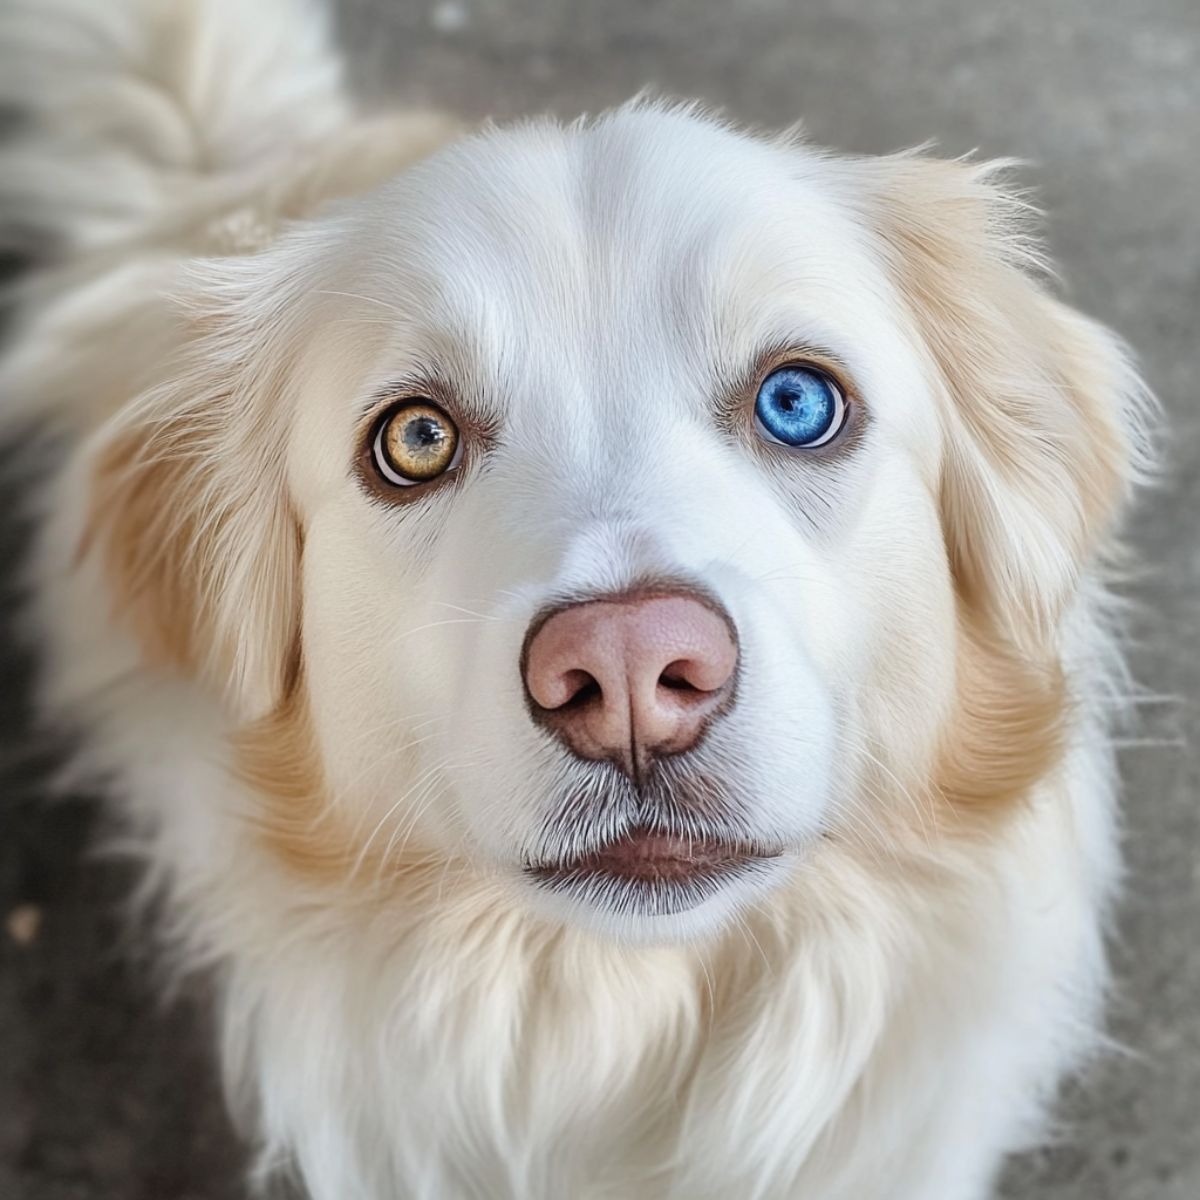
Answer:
[723,348,864,459]
[357,391,470,502]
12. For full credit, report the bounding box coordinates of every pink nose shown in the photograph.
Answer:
[522,590,739,777]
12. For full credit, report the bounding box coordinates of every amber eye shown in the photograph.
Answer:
[372,401,461,486]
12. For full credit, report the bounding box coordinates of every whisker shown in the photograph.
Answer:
[313,289,408,317]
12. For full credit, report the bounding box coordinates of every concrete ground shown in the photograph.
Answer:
[1,0,1197,1197]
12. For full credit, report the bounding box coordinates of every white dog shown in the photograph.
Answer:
[0,1,1153,1197]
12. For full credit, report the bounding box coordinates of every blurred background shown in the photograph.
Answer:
[1,1,1196,1197]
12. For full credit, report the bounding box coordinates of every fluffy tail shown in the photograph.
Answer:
[0,0,351,261]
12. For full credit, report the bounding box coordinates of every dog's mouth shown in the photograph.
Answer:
[525,825,783,916]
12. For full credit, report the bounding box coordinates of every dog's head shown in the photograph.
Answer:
[90,105,1146,940]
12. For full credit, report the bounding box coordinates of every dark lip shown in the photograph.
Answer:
[526,825,781,890]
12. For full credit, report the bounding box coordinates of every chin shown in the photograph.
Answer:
[0,1,1155,1198]
[519,830,800,944]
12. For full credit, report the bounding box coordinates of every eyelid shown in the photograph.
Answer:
[753,350,851,396]
[359,379,498,450]
[361,383,450,438]
[720,345,854,416]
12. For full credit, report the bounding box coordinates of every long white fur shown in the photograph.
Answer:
[0,2,1151,1198]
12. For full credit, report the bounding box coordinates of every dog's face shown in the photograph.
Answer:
[94,107,1139,941]
[291,113,946,939]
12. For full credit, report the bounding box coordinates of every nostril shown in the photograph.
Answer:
[557,669,602,710]
[657,654,734,696]
[659,661,703,693]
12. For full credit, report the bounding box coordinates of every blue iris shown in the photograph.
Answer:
[754,365,843,447]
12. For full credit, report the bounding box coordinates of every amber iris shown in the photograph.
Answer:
[373,401,460,485]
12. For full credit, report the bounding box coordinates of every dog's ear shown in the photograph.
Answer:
[86,252,306,719]
[74,117,464,720]
[857,155,1151,645]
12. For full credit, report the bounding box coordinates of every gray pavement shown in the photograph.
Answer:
[1,1,1197,1197]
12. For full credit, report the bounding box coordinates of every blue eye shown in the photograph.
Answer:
[754,364,847,448]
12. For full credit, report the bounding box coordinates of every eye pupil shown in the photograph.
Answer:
[406,417,444,449]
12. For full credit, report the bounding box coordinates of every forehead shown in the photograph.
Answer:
[328,107,898,394]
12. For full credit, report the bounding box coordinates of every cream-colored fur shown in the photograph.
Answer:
[0,2,1153,1198]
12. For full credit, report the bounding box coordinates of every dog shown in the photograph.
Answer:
[0,1,1154,1197]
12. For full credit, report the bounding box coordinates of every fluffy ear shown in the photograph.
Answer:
[86,253,306,719]
[71,111,463,720]
[858,155,1151,645]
